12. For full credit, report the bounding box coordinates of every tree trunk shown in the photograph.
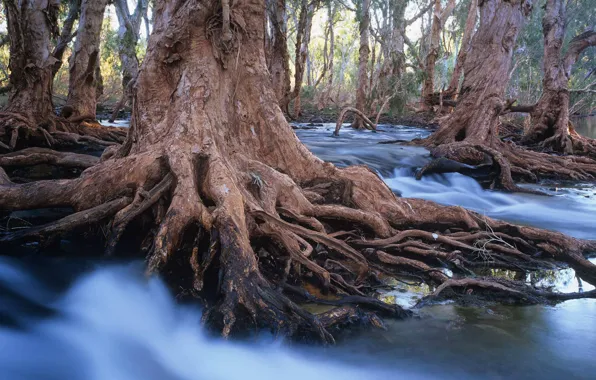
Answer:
[320,0,335,108]
[420,0,456,111]
[446,0,477,96]
[109,0,148,122]
[352,0,371,129]
[522,0,596,155]
[266,0,291,105]
[286,0,317,118]
[64,0,109,118]
[419,0,596,188]
[2,0,59,124]
[51,0,82,79]
[3,0,596,339]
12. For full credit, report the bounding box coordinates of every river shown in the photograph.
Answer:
[2,123,595,379]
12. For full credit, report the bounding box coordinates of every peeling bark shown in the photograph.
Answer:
[266,0,291,105]
[65,0,110,118]
[2,0,60,124]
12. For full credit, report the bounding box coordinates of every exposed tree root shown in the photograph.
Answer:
[2,148,596,340]
[333,107,377,135]
[0,112,126,152]
[414,137,596,192]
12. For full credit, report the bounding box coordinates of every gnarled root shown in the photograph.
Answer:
[2,147,596,341]
[0,112,126,153]
[414,138,596,192]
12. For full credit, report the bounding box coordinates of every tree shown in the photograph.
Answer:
[266,0,291,105]
[2,0,596,339]
[52,0,82,79]
[420,0,456,111]
[2,0,60,126]
[418,0,596,188]
[521,0,596,155]
[64,0,110,118]
[446,0,477,96]
[283,0,318,118]
[352,0,371,129]
[109,0,149,122]
[0,0,125,154]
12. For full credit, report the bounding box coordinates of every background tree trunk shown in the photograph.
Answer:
[352,0,371,129]
[267,0,291,105]
[522,0,596,154]
[109,0,148,122]
[446,0,477,96]
[427,0,531,148]
[287,0,317,118]
[2,0,60,124]
[51,0,82,79]
[420,0,456,111]
[65,0,110,118]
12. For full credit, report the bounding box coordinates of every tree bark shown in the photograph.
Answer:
[3,0,596,339]
[51,0,82,79]
[352,0,371,129]
[446,0,477,96]
[266,0,291,105]
[2,0,60,124]
[65,0,110,118]
[420,0,456,111]
[285,0,317,118]
[109,0,148,122]
[522,0,596,155]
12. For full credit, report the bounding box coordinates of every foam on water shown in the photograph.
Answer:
[0,258,410,380]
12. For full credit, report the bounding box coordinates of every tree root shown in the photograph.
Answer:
[2,143,596,342]
[333,107,377,136]
[0,112,126,153]
[414,139,596,192]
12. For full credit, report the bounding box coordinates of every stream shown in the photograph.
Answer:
[2,122,595,379]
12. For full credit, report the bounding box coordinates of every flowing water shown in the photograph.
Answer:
[2,123,596,379]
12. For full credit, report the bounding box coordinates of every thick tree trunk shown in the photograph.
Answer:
[0,0,125,152]
[446,0,477,96]
[65,0,110,118]
[3,0,596,339]
[420,0,456,111]
[266,0,291,105]
[522,0,596,155]
[109,0,148,122]
[2,0,59,124]
[352,0,371,129]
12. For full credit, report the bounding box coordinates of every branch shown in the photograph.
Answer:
[405,1,433,27]
[404,34,423,69]
[564,30,596,76]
